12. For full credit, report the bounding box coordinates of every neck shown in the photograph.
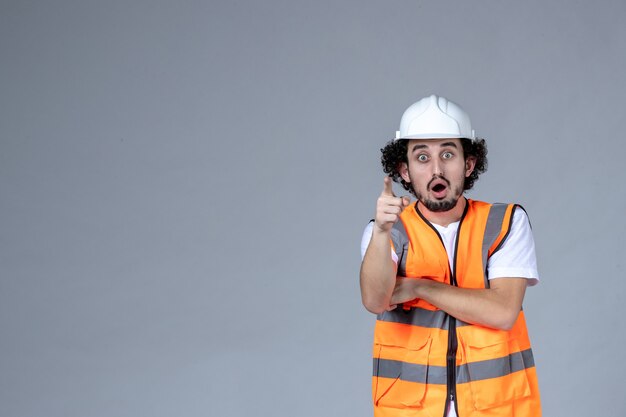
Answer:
[417,197,467,227]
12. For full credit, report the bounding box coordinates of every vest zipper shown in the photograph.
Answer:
[447,202,467,417]
[446,316,459,417]
[414,200,468,417]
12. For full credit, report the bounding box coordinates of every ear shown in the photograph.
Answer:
[465,156,476,177]
[398,162,410,183]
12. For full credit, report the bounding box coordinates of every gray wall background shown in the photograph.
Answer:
[2,1,625,416]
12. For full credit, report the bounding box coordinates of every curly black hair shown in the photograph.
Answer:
[380,138,488,196]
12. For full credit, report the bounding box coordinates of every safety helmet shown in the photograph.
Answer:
[395,94,476,140]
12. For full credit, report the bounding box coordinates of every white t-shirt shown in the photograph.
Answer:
[360,207,539,284]
[361,207,539,417]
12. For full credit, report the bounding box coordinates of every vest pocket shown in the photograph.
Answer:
[373,338,432,409]
[461,330,531,410]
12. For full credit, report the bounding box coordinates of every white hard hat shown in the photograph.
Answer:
[395,94,476,140]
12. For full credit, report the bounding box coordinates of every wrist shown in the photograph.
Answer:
[413,278,433,299]
[372,222,392,236]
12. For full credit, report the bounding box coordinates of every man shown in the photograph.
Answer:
[360,95,541,417]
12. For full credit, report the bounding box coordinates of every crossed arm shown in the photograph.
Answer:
[360,227,528,331]
[390,276,527,331]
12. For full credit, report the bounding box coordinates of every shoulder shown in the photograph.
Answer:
[470,200,531,223]
[487,204,539,284]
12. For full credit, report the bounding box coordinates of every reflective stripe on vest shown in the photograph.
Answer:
[374,347,534,385]
[390,219,409,276]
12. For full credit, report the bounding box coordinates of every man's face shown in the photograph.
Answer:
[399,138,476,212]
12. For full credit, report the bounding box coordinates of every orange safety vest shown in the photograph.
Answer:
[372,199,541,417]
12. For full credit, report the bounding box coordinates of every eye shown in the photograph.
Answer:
[417,154,429,162]
[442,151,453,160]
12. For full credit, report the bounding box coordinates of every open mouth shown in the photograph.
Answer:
[428,177,450,198]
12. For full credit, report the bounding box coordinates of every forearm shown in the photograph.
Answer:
[394,278,527,330]
[360,229,397,314]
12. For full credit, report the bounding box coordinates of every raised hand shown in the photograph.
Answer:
[374,177,411,233]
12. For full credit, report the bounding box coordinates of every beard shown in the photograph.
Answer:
[417,191,462,212]
[413,175,464,212]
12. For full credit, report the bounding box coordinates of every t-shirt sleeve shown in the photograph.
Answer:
[487,208,539,286]
[360,221,399,264]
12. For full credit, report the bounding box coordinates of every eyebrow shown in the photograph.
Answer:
[410,141,458,153]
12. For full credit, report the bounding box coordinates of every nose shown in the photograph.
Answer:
[431,159,443,177]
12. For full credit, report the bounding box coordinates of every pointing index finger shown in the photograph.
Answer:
[382,176,396,197]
